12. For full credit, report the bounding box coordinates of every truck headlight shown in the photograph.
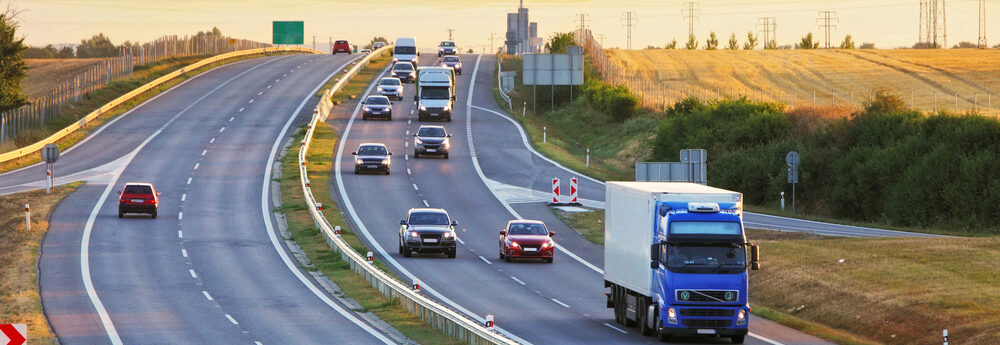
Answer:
[666,307,677,324]
[737,309,747,325]
[419,105,427,111]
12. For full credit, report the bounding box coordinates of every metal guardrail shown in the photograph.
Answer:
[298,45,520,345]
[0,46,324,164]
[497,54,513,110]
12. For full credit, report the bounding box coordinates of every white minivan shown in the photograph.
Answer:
[393,37,418,65]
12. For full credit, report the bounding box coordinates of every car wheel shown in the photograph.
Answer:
[545,257,553,263]
[398,241,404,255]
[413,151,419,158]
[388,115,392,121]
[446,116,452,122]
[118,210,124,218]
[355,167,360,174]
[444,153,449,159]
[447,249,456,258]
[150,210,157,219]
[385,167,390,175]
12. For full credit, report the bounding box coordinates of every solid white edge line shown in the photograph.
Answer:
[602,323,627,334]
[510,276,526,285]
[550,298,570,308]
[456,237,465,245]
[202,291,213,301]
[260,55,395,344]
[79,57,287,345]
[748,332,784,345]
[465,61,604,275]
[225,314,239,325]
[333,56,532,345]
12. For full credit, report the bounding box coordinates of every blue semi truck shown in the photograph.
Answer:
[603,182,760,343]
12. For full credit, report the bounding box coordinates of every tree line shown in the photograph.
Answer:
[23,27,227,59]
[652,31,875,50]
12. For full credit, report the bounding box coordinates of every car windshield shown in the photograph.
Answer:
[440,41,455,47]
[409,212,449,225]
[393,63,413,71]
[123,185,152,194]
[357,145,387,155]
[509,223,548,235]
[394,46,416,54]
[417,127,446,137]
[380,79,401,86]
[336,40,348,44]
[366,97,389,105]
[443,56,460,62]
[666,243,746,269]
[420,87,451,100]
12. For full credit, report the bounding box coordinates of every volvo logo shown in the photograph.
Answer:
[679,291,690,301]
[725,291,735,301]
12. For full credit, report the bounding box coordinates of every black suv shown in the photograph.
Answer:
[413,125,451,159]
[398,208,458,258]
[362,95,393,120]
[352,143,392,174]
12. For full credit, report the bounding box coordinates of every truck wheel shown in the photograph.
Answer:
[730,336,745,344]
[639,301,652,336]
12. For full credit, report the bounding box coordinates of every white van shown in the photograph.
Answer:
[393,37,418,65]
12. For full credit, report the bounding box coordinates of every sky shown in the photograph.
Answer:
[9,0,1000,50]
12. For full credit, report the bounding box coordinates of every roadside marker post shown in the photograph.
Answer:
[585,148,590,167]
[570,178,579,203]
[412,279,421,293]
[0,323,27,345]
[486,315,494,330]
[316,203,322,211]
[366,251,374,262]
[943,329,948,345]
[551,178,560,203]
[543,126,547,143]
[24,204,30,231]
[334,225,342,236]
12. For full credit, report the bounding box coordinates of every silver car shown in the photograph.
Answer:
[377,77,403,100]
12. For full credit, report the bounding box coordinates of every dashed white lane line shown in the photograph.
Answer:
[193,163,199,170]
[267,85,272,89]
[189,269,197,279]
[404,142,408,148]
[209,138,215,144]
[178,212,183,220]
[181,249,188,257]
[405,130,409,136]
[275,79,280,83]
[178,230,183,238]
[510,276,526,285]
[219,127,226,133]
[239,107,245,112]
[551,298,570,308]
[248,99,254,104]
[456,237,465,245]
[478,256,491,265]
[202,291,213,301]
[407,120,411,124]
[422,200,429,207]
[225,314,239,325]
[229,116,235,122]
[181,194,186,201]
[410,109,414,115]
[412,184,419,191]
[201,150,207,156]
[257,91,263,96]
[603,323,627,334]
[404,154,408,161]
[282,73,287,77]
[255,342,263,345]
[187,177,192,184]
[406,168,411,175]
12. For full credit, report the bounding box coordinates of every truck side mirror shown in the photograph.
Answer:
[750,244,760,270]
[650,244,660,269]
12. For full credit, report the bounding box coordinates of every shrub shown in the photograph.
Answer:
[583,80,638,122]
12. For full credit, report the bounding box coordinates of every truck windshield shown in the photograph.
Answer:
[670,221,741,235]
[666,243,746,269]
[394,46,416,54]
[420,87,451,100]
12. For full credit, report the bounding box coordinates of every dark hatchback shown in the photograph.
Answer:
[391,62,416,83]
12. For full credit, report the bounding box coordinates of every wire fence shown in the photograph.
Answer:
[1,34,271,143]
[573,29,998,116]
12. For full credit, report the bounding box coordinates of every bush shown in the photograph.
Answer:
[582,80,638,122]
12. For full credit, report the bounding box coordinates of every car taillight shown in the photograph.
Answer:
[120,199,126,203]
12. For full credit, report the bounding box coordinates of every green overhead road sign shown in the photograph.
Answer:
[272,21,304,44]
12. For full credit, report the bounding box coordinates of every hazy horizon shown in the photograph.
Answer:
[11,0,1000,50]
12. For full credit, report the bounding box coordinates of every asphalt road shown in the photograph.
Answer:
[30,53,394,344]
[331,53,839,345]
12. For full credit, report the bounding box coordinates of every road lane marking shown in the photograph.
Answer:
[405,130,409,136]
[406,168,411,175]
[229,116,235,122]
[407,120,411,124]
[201,150,207,156]
[422,200,429,207]
[181,194,186,201]
[189,269,197,279]
[412,184,418,191]
[219,127,226,133]
[239,107,245,112]
[187,177,192,184]
[259,55,395,344]
[225,314,239,325]
[510,276,526,285]
[193,163,199,170]
[248,99,254,104]
[210,138,215,144]
[178,212,183,220]
[479,256,491,265]
[267,85,272,89]
[178,230,183,238]
[202,291,213,301]
[404,154,408,161]
[603,323,627,334]
[551,298,570,308]
[258,91,263,96]
[456,237,465,245]
[181,249,188,257]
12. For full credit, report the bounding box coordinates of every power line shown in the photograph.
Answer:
[682,2,700,39]
[756,17,776,49]
[816,11,838,49]
[979,0,987,48]
[621,11,636,50]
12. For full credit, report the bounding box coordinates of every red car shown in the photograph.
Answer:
[332,40,352,54]
[499,220,556,263]
[118,182,160,218]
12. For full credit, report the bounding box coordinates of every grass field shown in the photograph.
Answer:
[24,58,111,99]
[0,183,80,345]
[606,49,1000,113]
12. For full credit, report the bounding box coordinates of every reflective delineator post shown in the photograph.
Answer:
[24,204,30,231]
[316,203,322,211]
[412,279,421,293]
[486,315,494,330]
[551,178,560,203]
[943,329,949,345]
[367,251,374,262]
[334,226,342,236]
[570,177,578,203]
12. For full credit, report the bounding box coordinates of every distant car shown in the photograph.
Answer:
[362,95,393,120]
[118,182,160,218]
[413,125,450,158]
[352,143,392,174]
[332,40,352,54]
[372,42,386,50]
[391,62,416,83]
[439,55,463,75]
[398,208,458,258]
[376,77,404,100]
[438,40,457,56]
[360,48,371,54]
[499,220,556,263]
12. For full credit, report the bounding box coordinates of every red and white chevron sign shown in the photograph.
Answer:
[570,177,578,203]
[0,324,26,345]
[551,178,561,203]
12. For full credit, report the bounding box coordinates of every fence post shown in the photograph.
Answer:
[955,92,958,112]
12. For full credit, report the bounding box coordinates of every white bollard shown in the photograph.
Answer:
[366,251,374,262]
[25,204,30,231]
[943,329,948,345]
[522,102,527,119]
[334,225,342,236]
[543,126,547,143]
[46,169,51,194]
[780,192,785,211]
[412,279,421,292]
[585,148,590,168]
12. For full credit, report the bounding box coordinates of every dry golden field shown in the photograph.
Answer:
[604,49,1000,113]
[23,58,111,99]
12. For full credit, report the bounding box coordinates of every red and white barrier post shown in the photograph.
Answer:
[485,315,494,330]
[570,177,579,203]
[334,225,342,236]
[412,279,421,293]
[551,178,560,203]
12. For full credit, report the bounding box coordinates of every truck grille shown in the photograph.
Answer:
[682,319,732,328]
[425,107,445,114]
[676,290,739,303]
[679,308,734,317]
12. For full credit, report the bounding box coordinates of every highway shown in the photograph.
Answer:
[22,54,395,344]
[330,53,843,344]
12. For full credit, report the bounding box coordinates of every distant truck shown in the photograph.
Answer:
[413,66,456,121]
[603,182,760,344]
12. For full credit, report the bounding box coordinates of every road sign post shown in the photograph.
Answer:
[786,151,800,213]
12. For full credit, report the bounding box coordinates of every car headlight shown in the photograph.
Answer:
[415,138,424,144]
[355,158,363,165]
[408,230,419,238]
[381,159,390,165]
[542,240,553,249]
[363,107,370,112]
[419,105,427,111]
[456,63,462,68]
[509,241,519,247]
[443,231,454,238]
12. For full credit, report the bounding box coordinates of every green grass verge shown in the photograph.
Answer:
[0,52,306,173]
[1,182,82,345]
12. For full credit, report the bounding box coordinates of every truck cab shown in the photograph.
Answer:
[603,182,760,344]
[413,67,456,122]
